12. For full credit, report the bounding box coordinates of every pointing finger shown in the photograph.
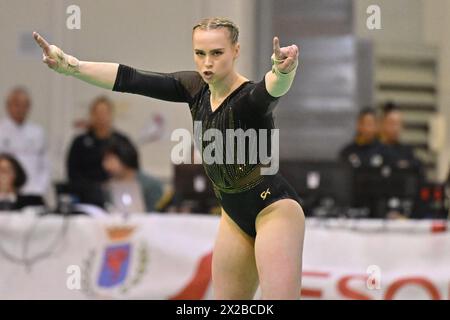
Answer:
[273,36,281,59]
[33,31,51,55]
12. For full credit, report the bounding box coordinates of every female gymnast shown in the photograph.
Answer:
[33,17,305,300]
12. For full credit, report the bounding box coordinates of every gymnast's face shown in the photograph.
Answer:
[192,28,240,84]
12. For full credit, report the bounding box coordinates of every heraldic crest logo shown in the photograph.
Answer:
[81,224,149,298]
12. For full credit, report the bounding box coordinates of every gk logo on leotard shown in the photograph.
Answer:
[260,188,271,200]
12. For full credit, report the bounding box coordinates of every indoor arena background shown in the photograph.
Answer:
[0,0,449,300]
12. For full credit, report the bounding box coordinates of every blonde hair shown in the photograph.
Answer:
[193,17,239,44]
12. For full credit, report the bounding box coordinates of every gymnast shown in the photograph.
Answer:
[33,17,305,300]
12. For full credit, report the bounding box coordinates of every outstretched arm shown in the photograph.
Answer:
[33,32,203,103]
[264,36,299,98]
[33,32,118,89]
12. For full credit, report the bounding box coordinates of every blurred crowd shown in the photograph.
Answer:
[340,104,423,176]
[0,87,175,215]
[0,87,448,219]
[338,104,447,219]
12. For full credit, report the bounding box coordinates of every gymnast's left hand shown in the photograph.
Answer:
[272,36,299,73]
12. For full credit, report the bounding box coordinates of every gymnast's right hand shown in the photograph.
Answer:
[33,31,80,75]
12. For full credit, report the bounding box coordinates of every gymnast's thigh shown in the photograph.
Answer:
[211,209,259,300]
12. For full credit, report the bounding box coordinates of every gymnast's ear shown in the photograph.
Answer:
[233,42,240,60]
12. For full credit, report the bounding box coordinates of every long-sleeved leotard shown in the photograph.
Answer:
[113,64,280,194]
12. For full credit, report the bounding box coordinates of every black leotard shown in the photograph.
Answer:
[113,64,280,193]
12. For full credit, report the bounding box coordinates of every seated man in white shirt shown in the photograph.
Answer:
[0,87,50,196]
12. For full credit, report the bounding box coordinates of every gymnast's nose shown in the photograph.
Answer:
[205,55,213,68]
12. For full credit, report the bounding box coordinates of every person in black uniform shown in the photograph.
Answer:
[339,108,383,168]
[33,17,304,300]
[378,103,424,219]
[339,108,385,217]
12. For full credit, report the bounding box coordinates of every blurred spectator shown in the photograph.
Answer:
[102,136,163,212]
[377,102,424,219]
[0,87,50,196]
[444,168,450,219]
[339,108,383,168]
[379,102,423,174]
[66,96,130,188]
[0,153,45,211]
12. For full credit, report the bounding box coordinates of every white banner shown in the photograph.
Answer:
[0,213,448,300]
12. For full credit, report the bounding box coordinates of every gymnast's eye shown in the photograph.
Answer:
[195,51,205,56]
[212,51,223,56]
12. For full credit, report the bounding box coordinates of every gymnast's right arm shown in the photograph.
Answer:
[33,32,202,102]
[33,32,118,89]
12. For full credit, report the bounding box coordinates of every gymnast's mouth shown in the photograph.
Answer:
[203,71,214,77]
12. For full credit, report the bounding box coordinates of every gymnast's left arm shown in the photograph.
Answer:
[264,36,299,98]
